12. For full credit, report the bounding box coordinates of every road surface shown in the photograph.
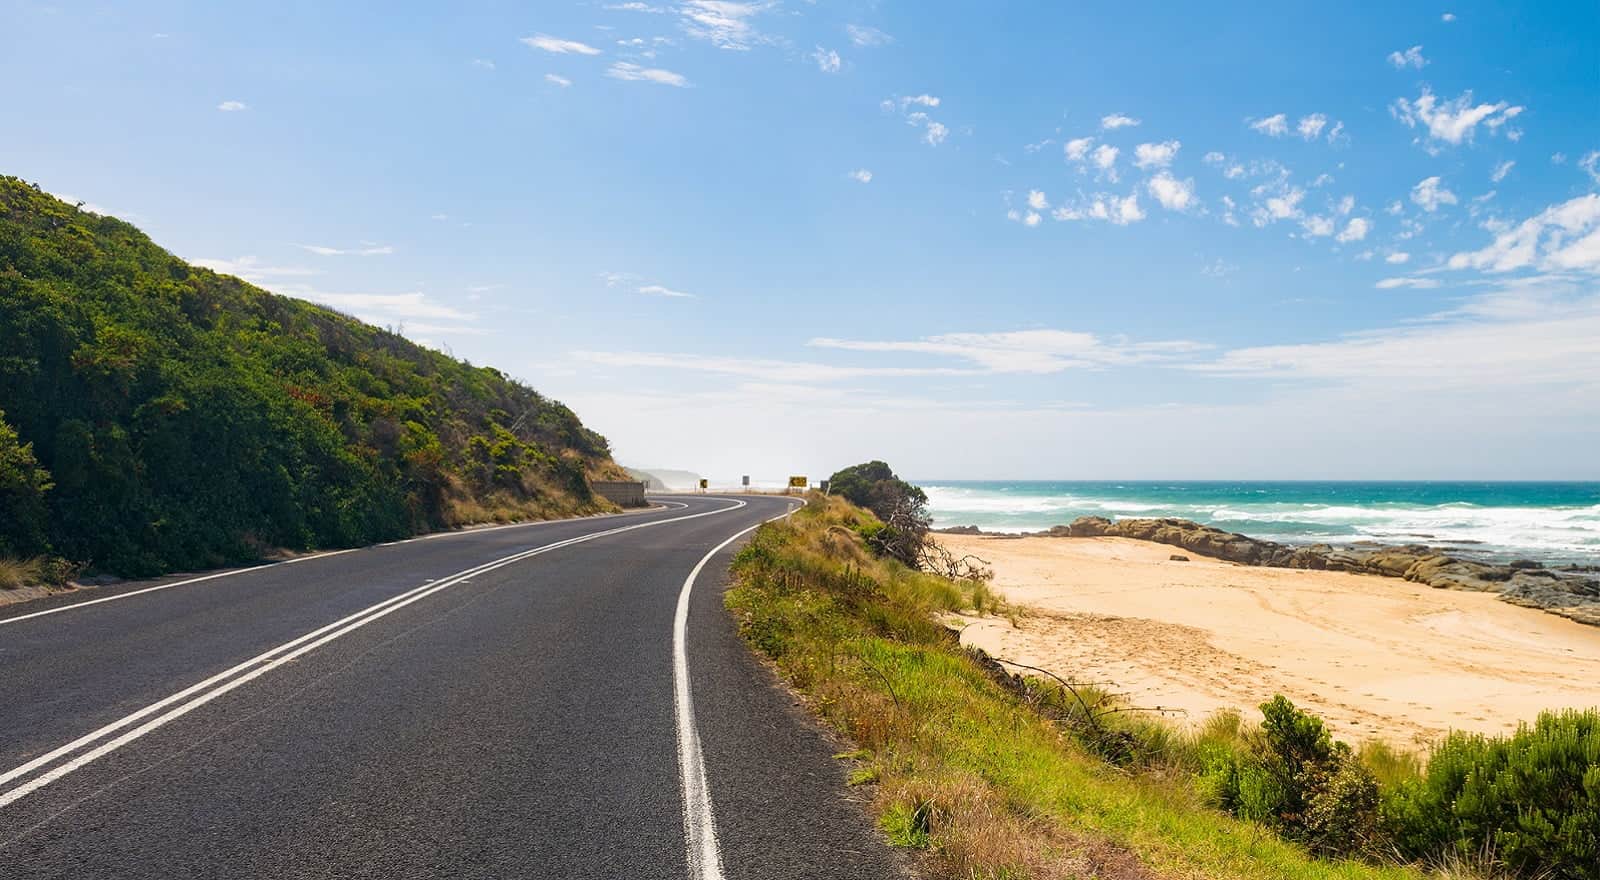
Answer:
[0,496,905,879]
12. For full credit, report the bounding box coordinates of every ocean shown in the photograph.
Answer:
[919,481,1600,565]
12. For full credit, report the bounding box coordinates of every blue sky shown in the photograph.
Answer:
[5,1,1599,480]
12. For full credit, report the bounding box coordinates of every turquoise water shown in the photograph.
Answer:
[919,481,1600,564]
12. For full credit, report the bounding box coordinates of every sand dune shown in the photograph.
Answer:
[941,533,1600,747]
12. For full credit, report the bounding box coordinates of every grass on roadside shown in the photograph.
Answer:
[726,494,1424,880]
[0,556,45,590]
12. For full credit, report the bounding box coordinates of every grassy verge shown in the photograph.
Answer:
[0,555,76,591]
[726,494,1424,880]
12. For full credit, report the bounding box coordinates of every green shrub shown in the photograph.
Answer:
[1386,709,1599,878]
[1201,695,1385,858]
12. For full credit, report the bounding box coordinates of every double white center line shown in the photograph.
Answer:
[0,499,746,810]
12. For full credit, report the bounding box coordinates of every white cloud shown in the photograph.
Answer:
[1387,45,1427,69]
[472,58,496,70]
[678,0,771,50]
[900,94,940,108]
[299,243,394,257]
[1387,252,1411,264]
[574,350,973,383]
[302,291,476,322]
[1335,217,1370,243]
[846,24,892,47]
[1581,151,1600,184]
[1301,215,1335,237]
[1100,113,1140,130]
[1051,192,1146,226]
[1194,280,1600,400]
[1297,113,1328,139]
[1254,186,1305,226]
[607,2,666,10]
[1203,151,1225,165]
[545,73,573,87]
[1491,160,1515,182]
[639,284,695,298]
[1442,12,1456,21]
[191,255,320,283]
[1390,87,1524,147]
[217,100,247,112]
[607,61,689,86]
[810,329,1206,373]
[1336,195,1355,215]
[1064,137,1095,161]
[1132,139,1180,169]
[1027,190,1049,210]
[848,168,872,183]
[1091,143,1119,179]
[1411,175,1458,212]
[1248,113,1288,136]
[1147,172,1196,212]
[1375,277,1441,289]
[521,34,602,55]
[1023,212,1042,228]
[811,46,841,73]
[1446,193,1600,274]
[923,121,949,146]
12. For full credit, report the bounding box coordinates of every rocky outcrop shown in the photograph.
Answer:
[1061,516,1600,627]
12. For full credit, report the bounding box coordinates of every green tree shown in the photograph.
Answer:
[0,408,52,555]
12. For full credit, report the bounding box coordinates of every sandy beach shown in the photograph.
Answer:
[941,533,1600,747]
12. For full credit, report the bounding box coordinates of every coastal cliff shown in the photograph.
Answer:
[974,516,1600,627]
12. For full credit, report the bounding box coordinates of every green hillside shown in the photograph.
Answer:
[0,177,627,576]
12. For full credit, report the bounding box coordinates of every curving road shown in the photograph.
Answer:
[0,496,904,879]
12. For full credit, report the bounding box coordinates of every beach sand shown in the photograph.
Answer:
[940,533,1600,747]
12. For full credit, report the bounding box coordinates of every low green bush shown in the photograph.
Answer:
[1385,709,1599,879]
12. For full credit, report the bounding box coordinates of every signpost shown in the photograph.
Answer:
[741,475,750,490]
[698,478,709,492]
[819,480,830,494]
[787,476,807,495]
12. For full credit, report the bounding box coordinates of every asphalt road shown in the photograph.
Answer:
[0,496,906,879]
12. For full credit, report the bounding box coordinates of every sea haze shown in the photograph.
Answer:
[920,481,1600,565]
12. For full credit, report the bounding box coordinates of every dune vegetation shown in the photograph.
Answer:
[726,472,1596,880]
[0,178,626,581]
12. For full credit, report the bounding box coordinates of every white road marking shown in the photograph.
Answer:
[0,498,744,809]
[0,502,690,627]
[673,500,801,880]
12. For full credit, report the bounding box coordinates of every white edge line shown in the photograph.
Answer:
[0,502,692,627]
[0,498,746,807]
[674,498,803,880]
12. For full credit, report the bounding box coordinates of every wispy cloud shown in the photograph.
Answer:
[607,62,689,86]
[678,0,772,50]
[192,256,320,282]
[1410,175,1457,212]
[810,329,1209,373]
[811,46,841,73]
[1100,113,1140,130]
[298,243,394,257]
[1491,160,1515,183]
[545,73,573,87]
[1387,45,1427,69]
[521,34,602,55]
[217,100,248,112]
[639,284,695,298]
[845,24,892,47]
[1391,87,1524,148]
[573,350,973,383]
[1447,193,1600,274]
[848,168,873,183]
[1132,140,1180,169]
[1248,113,1288,136]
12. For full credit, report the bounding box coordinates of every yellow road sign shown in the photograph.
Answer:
[787,476,807,488]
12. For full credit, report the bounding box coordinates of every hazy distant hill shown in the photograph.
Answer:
[0,177,628,575]
[625,467,703,490]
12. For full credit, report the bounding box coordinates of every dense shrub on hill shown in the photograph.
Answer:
[0,177,626,575]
